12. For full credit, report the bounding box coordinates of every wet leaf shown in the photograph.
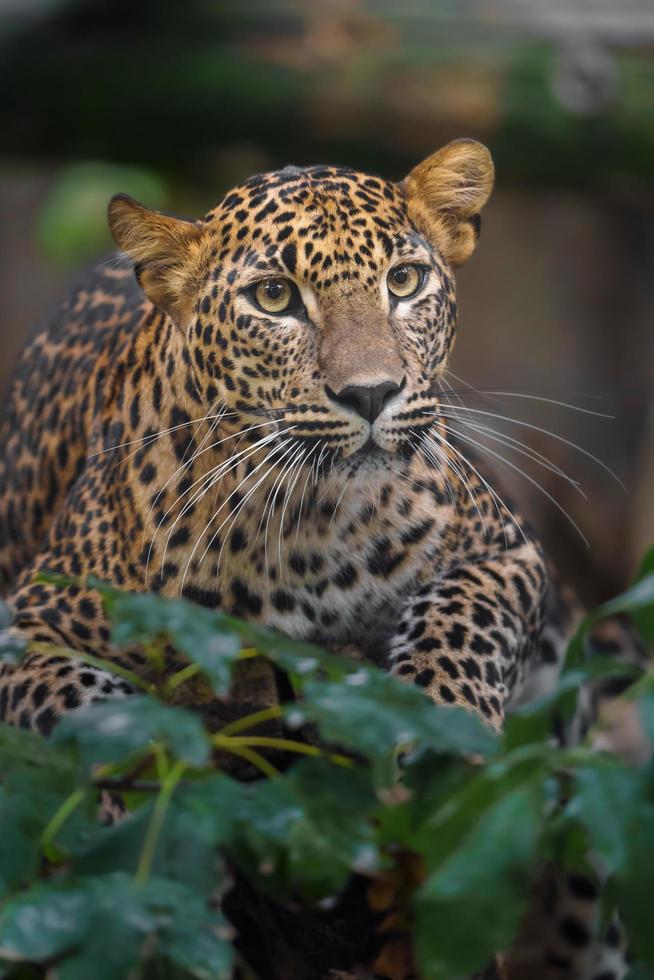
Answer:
[53,695,210,768]
[295,670,497,774]
[93,584,241,695]
[415,787,541,977]
[0,885,90,961]
[0,721,74,773]
[0,873,233,979]
[571,764,645,872]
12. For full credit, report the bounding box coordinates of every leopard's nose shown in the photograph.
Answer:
[326,379,404,423]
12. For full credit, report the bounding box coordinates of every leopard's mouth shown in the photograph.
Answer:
[356,436,381,457]
[339,437,398,474]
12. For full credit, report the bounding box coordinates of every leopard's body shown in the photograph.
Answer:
[0,141,628,979]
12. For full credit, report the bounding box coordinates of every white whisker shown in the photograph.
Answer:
[146,417,277,537]
[438,414,587,498]
[184,439,296,590]
[294,443,319,542]
[329,462,351,528]
[470,389,614,419]
[90,409,236,458]
[428,404,625,490]
[444,370,616,419]
[277,445,308,566]
[464,421,585,495]
[419,430,488,537]
[141,400,228,549]
[151,426,294,582]
[207,439,298,572]
[261,443,303,579]
[446,423,589,547]
[427,425,528,548]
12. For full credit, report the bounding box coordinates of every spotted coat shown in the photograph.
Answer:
[0,141,626,980]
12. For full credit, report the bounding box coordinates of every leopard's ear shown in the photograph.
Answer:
[403,139,494,266]
[108,194,207,326]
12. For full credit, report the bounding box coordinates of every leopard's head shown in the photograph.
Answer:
[108,140,493,480]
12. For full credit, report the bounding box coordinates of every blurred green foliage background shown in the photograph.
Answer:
[0,0,652,602]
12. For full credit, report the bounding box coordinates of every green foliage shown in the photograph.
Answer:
[415,787,541,975]
[0,550,653,978]
[4,2,654,196]
[37,162,168,265]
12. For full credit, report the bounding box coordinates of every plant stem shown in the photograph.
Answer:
[164,646,261,695]
[153,742,170,783]
[214,733,353,768]
[219,705,284,737]
[220,743,280,778]
[41,788,86,857]
[135,758,187,886]
[165,661,203,693]
[93,753,155,786]
[95,779,164,793]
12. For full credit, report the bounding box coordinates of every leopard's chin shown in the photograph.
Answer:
[337,439,402,477]
[356,437,384,458]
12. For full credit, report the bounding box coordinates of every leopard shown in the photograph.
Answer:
[0,139,632,979]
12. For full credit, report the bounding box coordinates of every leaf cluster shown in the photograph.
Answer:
[0,554,652,979]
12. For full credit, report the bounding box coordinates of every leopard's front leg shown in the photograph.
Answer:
[388,539,547,731]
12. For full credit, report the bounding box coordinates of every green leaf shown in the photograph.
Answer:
[40,572,363,689]
[92,576,368,695]
[538,767,595,874]
[400,750,470,815]
[293,669,496,779]
[0,600,12,630]
[375,751,472,849]
[53,695,210,768]
[617,805,654,963]
[0,873,232,979]
[632,548,654,644]
[566,560,654,666]
[571,765,644,871]
[409,747,548,870]
[505,658,641,752]
[0,885,90,961]
[73,792,227,896]
[237,621,356,683]
[158,893,233,980]
[415,786,541,977]
[93,584,241,695]
[8,555,653,979]
[638,693,654,748]
[503,670,586,750]
[0,628,26,664]
[263,759,381,896]
[0,721,75,774]
[0,788,47,898]
[0,770,92,896]
[238,785,342,898]
[56,900,153,980]
[173,762,380,900]
[626,967,654,980]
[596,570,654,623]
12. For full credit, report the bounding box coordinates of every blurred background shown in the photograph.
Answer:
[0,0,652,605]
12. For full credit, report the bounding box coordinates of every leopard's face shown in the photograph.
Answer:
[109,140,494,481]
[189,167,458,474]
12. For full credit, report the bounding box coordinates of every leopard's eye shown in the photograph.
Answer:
[387,264,425,299]
[253,278,293,314]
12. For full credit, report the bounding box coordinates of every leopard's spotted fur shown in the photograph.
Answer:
[0,141,628,979]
